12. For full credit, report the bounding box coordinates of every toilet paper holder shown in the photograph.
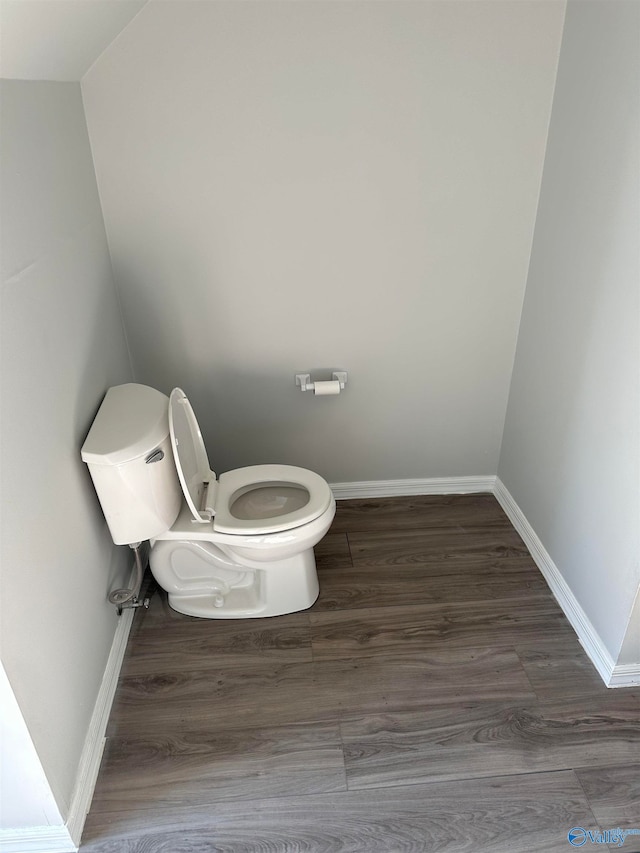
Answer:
[295,371,348,394]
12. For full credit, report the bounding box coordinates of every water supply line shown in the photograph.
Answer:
[108,542,150,614]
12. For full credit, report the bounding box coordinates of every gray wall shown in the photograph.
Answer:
[498,0,640,663]
[0,81,133,817]
[81,0,565,483]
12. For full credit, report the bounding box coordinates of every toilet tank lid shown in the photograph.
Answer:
[81,384,170,466]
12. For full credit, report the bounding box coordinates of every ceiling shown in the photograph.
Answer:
[0,0,148,81]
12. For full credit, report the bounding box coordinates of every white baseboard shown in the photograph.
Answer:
[331,476,638,687]
[329,475,496,500]
[608,663,640,688]
[64,605,135,847]
[0,826,76,853]
[1,559,142,852]
[493,477,635,688]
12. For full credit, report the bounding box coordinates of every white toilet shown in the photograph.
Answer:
[81,383,335,618]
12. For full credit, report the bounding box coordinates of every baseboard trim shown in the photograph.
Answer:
[332,475,636,686]
[329,475,496,500]
[608,663,640,688]
[0,825,76,853]
[492,477,632,688]
[65,564,139,846]
[0,600,134,853]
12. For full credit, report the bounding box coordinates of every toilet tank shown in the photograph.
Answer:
[81,384,182,545]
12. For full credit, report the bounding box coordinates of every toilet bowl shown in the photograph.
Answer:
[81,383,335,618]
[150,462,335,618]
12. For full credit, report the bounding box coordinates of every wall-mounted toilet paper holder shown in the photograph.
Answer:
[295,371,348,395]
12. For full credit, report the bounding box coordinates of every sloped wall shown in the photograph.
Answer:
[82,0,565,482]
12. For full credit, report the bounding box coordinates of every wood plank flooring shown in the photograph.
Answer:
[81,494,640,853]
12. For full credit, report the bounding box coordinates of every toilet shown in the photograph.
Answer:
[81,383,335,618]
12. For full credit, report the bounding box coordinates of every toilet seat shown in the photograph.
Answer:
[168,388,333,537]
[215,465,332,535]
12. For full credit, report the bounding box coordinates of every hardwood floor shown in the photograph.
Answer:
[81,495,640,852]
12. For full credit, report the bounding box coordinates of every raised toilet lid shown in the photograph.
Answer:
[169,389,333,534]
[168,388,214,523]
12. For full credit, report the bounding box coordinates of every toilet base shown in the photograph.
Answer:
[151,545,320,619]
